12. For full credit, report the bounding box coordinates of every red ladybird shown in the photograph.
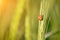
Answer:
[38,15,43,21]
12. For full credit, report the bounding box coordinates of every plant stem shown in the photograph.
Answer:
[9,0,25,40]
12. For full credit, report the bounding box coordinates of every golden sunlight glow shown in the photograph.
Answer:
[0,0,3,5]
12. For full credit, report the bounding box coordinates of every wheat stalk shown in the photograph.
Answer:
[8,0,25,40]
[38,0,55,40]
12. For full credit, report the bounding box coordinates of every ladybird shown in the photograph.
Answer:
[38,15,43,21]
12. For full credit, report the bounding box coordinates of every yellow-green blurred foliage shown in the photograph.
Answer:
[0,0,60,40]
